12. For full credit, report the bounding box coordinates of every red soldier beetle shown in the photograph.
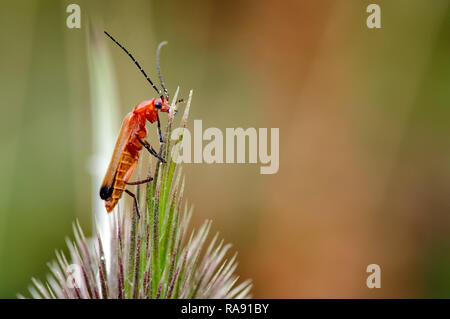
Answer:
[99,31,182,217]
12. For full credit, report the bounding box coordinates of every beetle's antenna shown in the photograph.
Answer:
[104,31,164,99]
[156,41,169,101]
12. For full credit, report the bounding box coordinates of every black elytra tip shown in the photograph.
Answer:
[100,186,113,200]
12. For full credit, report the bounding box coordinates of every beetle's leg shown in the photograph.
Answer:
[123,160,153,185]
[172,99,184,115]
[125,176,153,185]
[156,113,163,144]
[137,137,166,163]
[125,189,140,219]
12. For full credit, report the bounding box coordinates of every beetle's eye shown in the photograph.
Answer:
[155,101,162,109]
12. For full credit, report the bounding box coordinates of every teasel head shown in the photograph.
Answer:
[21,89,252,299]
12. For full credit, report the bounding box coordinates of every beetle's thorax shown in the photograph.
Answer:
[133,97,170,123]
[133,99,158,123]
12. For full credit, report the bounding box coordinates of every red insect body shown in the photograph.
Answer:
[100,31,175,216]
[100,98,170,212]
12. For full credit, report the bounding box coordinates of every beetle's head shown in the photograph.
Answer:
[154,98,170,113]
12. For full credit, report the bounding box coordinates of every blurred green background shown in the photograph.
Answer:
[1,0,450,298]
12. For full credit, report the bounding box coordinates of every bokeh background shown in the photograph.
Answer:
[1,0,450,298]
